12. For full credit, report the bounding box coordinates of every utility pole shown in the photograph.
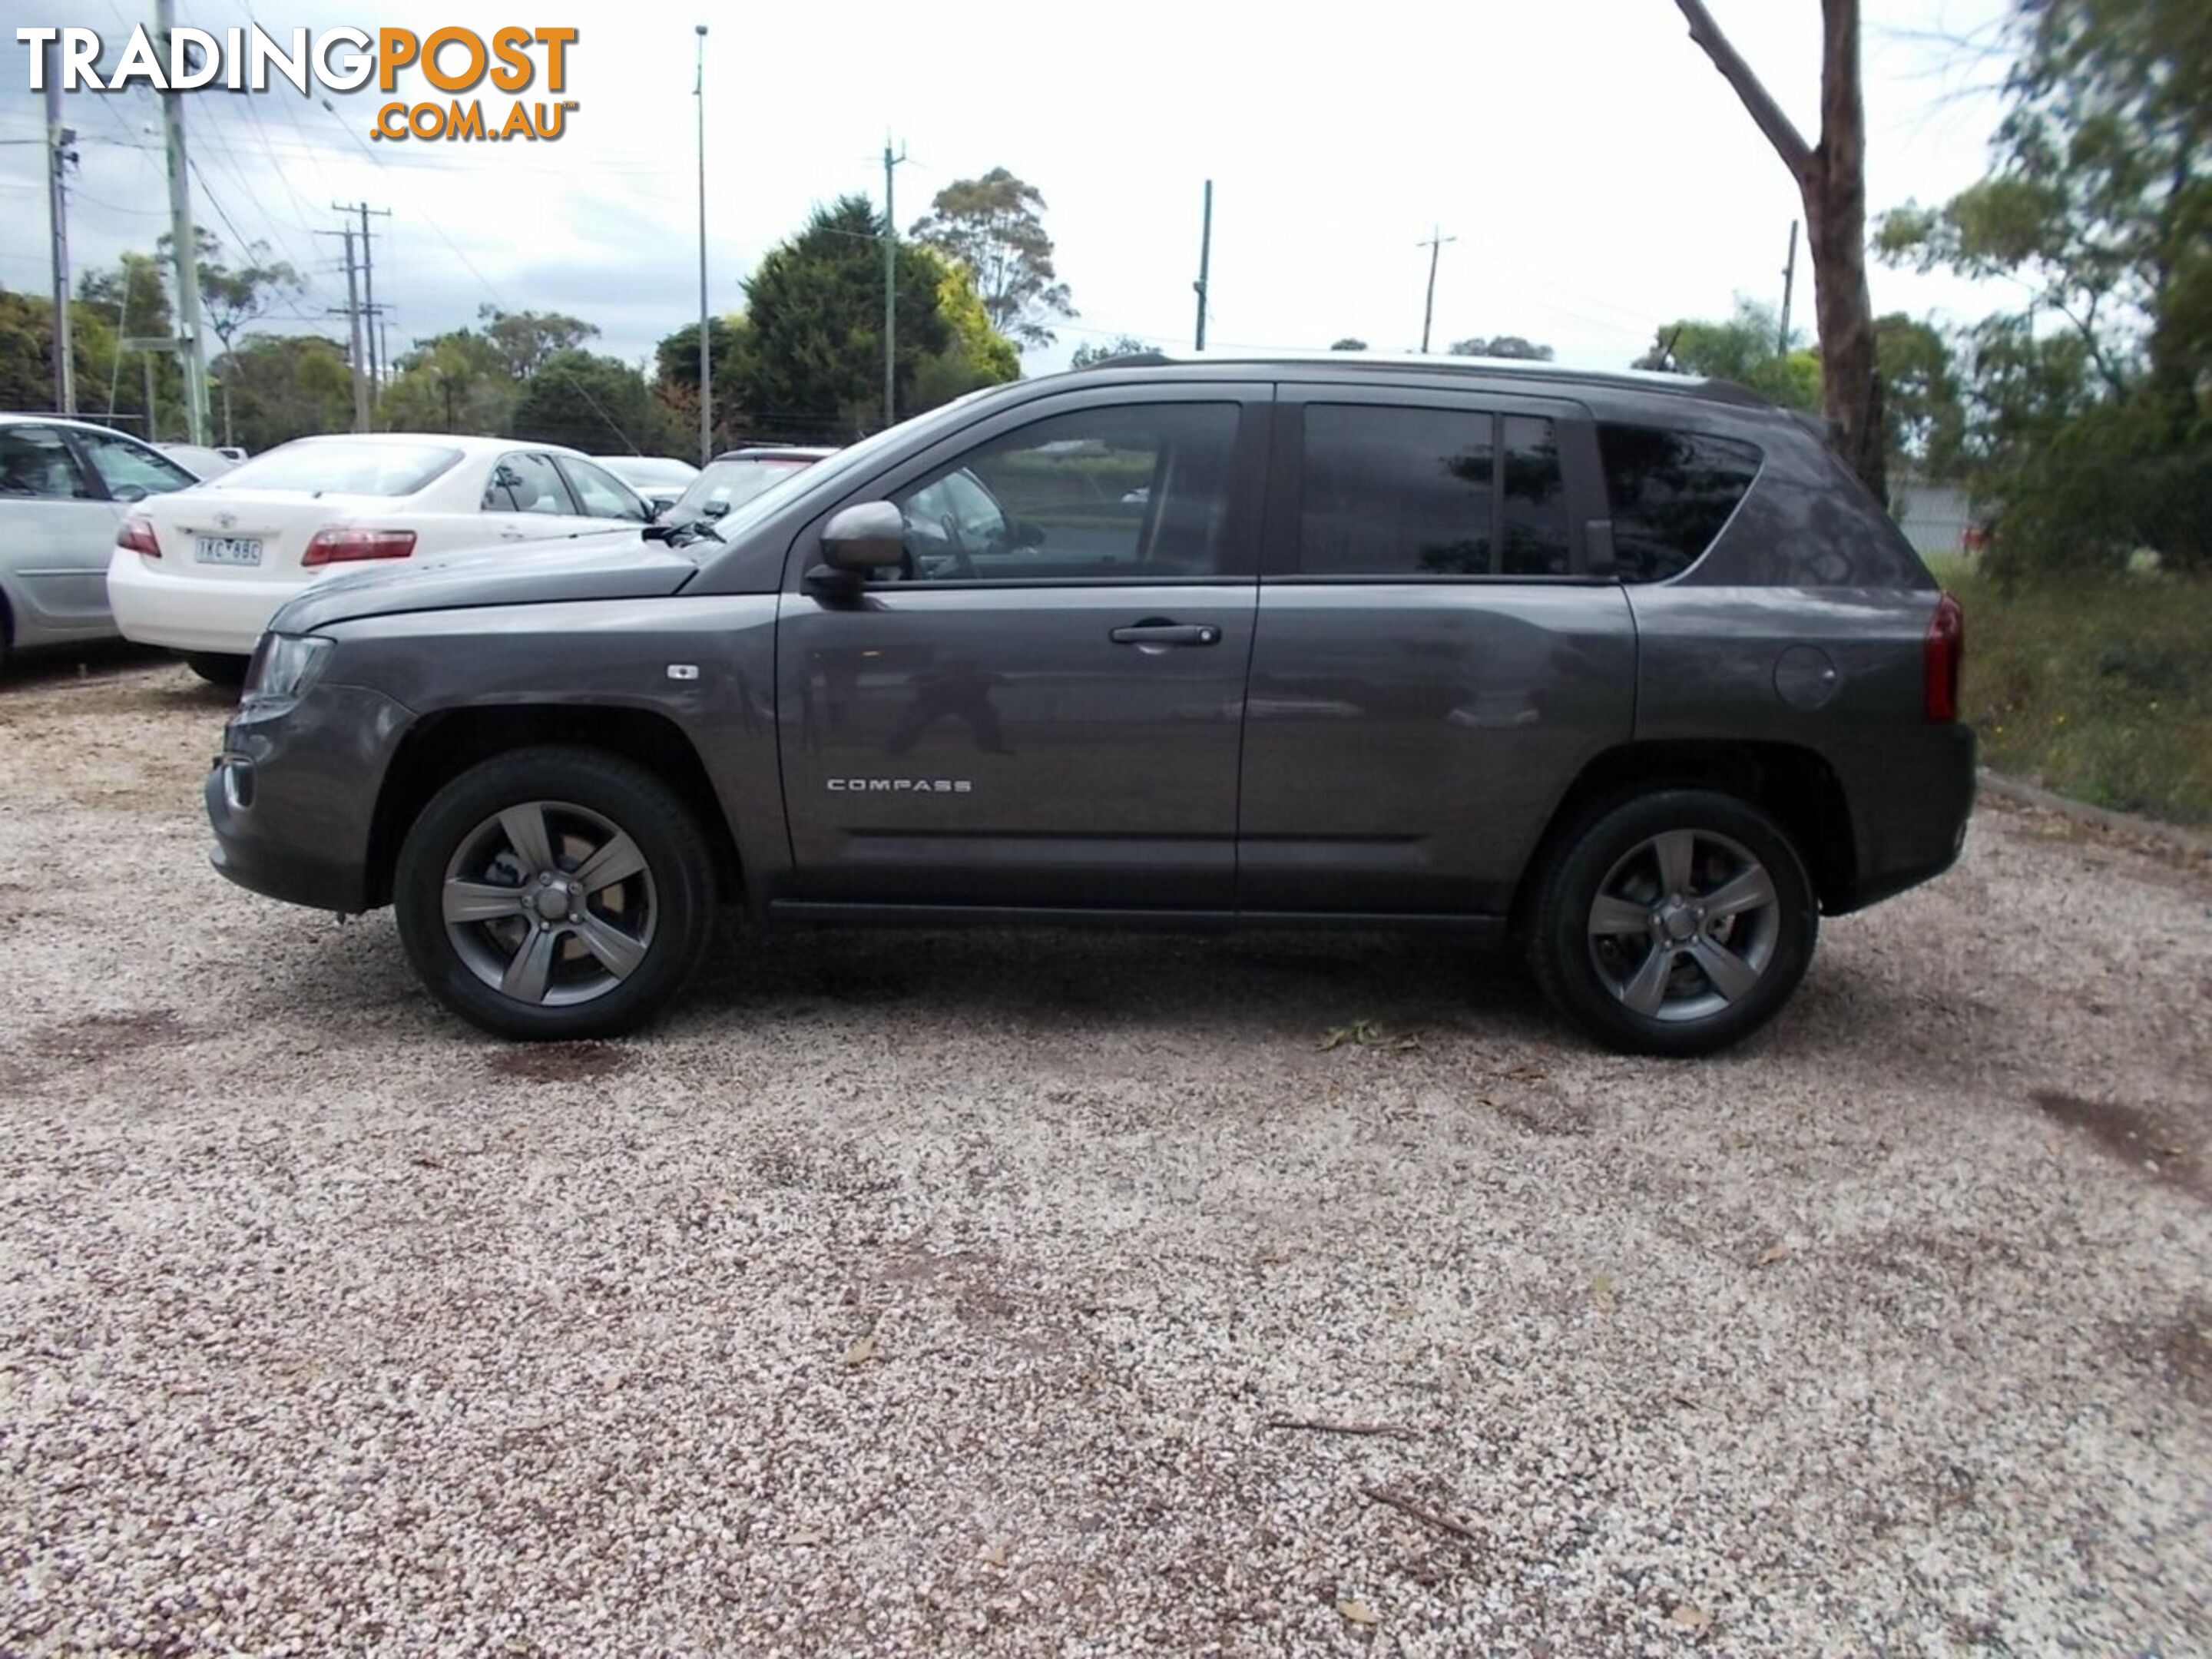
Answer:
[153,0,208,444]
[1193,179,1212,352]
[334,202,392,402]
[882,137,909,429]
[324,224,370,433]
[694,25,710,465]
[1777,218,1800,355]
[43,37,75,415]
[1417,226,1455,355]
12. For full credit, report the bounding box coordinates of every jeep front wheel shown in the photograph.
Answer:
[393,746,715,1039]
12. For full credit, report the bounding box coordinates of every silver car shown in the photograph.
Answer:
[0,413,200,667]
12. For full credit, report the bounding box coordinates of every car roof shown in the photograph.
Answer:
[266,432,588,459]
[0,412,167,439]
[708,445,837,462]
[1065,348,1776,411]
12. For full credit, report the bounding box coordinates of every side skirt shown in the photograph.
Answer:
[763,900,1507,945]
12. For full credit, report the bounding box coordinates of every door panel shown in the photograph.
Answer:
[1239,585,1635,912]
[8,499,124,637]
[1237,389,1632,915]
[777,585,1256,906]
[0,426,121,640]
[774,392,1267,909]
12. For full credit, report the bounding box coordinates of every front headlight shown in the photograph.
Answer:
[245,634,333,700]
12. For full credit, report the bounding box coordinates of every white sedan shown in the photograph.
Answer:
[108,432,653,680]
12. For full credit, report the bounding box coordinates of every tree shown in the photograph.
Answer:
[911,168,1075,349]
[169,231,303,446]
[0,288,131,421]
[75,253,177,438]
[730,196,1018,441]
[1068,335,1157,368]
[161,229,300,355]
[1668,0,1885,500]
[1874,313,1966,477]
[1635,296,1823,412]
[217,334,354,452]
[912,244,1022,407]
[379,329,515,435]
[1330,337,1369,351]
[1877,0,2210,576]
[478,306,598,380]
[511,349,677,455]
[1447,335,1556,360]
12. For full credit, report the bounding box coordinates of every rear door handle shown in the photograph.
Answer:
[1110,622,1220,647]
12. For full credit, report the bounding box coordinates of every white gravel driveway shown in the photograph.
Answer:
[2,654,2207,1655]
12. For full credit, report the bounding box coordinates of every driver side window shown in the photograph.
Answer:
[881,403,1237,582]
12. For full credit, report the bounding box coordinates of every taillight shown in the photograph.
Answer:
[118,515,161,558]
[1925,591,1964,723]
[301,528,416,568]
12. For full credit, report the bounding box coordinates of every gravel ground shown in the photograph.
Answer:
[2,651,2208,1656]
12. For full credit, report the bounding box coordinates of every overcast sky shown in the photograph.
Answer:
[5,0,2018,404]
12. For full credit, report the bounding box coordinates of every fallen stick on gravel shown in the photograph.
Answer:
[1360,1484,1482,1543]
[1263,1416,1420,1439]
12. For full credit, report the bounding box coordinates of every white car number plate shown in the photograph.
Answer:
[194,535,263,566]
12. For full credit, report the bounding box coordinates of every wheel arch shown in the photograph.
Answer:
[366,704,742,909]
[1512,740,1856,932]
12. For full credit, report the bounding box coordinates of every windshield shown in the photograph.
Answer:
[668,455,820,522]
[702,389,1012,545]
[212,439,462,497]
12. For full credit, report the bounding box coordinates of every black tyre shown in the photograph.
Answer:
[185,653,250,687]
[1527,789,1816,1057]
[393,746,716,1039]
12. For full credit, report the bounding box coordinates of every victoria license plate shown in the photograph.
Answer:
[194,535,263,566]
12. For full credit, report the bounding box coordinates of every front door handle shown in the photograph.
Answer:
[1110,622,1220,647]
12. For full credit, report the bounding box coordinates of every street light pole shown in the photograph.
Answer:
[694,25,710,465]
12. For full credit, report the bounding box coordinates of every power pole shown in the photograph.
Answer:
[882,137,908,429]
[43,37,75,415]
[1777,218,1800,355]
[1417,226,1455,355]
[324,224,370,433]
[153,0,208,445]
[334,202,391,404]
[1193,179,1212,352]
[694,25,710,465]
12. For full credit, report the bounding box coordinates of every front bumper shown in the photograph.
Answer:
[207,680,415,913]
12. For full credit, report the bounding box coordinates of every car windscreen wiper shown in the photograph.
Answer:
[644,518,721,547]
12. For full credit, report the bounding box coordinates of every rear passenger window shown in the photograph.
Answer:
[1300,406,1571,578]
[1597,424,1762,581]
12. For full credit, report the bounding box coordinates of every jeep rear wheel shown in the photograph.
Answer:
[1528,789,1816,1057]
[393,746,715,1039]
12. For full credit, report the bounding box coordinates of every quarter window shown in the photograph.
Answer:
[484,452,575,515]
[0,426,94,501]
[1596,423,1763,581]
[882,403,1238,581]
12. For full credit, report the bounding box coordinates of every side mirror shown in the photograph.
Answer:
[111,482,149,505]
[701,498,730,520]
[1012,519,1045,549]
[819,501,906,573]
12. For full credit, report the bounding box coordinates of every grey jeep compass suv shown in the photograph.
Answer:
[206,353,1973,1055]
